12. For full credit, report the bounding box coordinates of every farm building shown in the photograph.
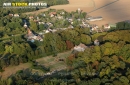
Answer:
[87,16,103,21]
[104,23,116,29]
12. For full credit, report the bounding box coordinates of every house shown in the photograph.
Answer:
[68,18,73,22]
[77,8,81,13]
[44,30,50,33]
[70,21,73,25]
[56,15,63,19]
[47,22,53,26]
[33,19,39,22]
[77,18,81,21]
[37,17,40,21]
[90,24,103,33]
[36,35,43,41]
[104,23,116,29]
[14,14,19,17]
[60,11,65,15]
[51,29,57,33]
[24,22,28,28]
[62,28,67,30]
[25,28,43,42]
[29,16,34,19]
[38,32,43,35]
[94,39,100,46]
[38,22,44,25]
[48,28,57,33]
[91,25,99,31]
[9,13,13,17]
[82,21,89,27]
[80,23,90,28]
[58,28,67,30]
[43,13,46,17]
[104,24,110,29]
[49,12,57,17]
[68,25,74,28]
[73,43,87,52]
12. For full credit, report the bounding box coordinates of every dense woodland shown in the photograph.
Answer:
[1,8,130,84]
[1,29,130,85]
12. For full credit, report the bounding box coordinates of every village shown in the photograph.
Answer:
[6,8,119,54]
[8,8,117,43]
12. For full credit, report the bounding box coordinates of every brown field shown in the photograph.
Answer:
[25,0,130,27]
[0,63,31,79]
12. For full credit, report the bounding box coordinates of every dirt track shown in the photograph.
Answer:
[88,0,130,26]
[25,0,130,27]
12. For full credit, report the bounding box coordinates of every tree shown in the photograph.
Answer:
[0,43,5,53]
[12,43,21,55]
[113,80,123,85]
[0,59,7,69]
[119,61,126,69]
[30,20,38,31]
[116,22,125,30]
[80,34,92,45]
[5,45,13,54]
[119,76,129,84]
[38,24,44,31]
[66,40,74,50]
[87,78,101,85]
[0,19,4,27]
[14,56,19,65]
[10,58,15,66]
[7,78,13,85]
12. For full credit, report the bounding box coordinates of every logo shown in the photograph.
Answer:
[3,2,47,8]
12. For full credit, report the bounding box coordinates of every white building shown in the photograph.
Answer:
[73,43,87,52]
[14,14,19,17]
[87,16,103,21]
[94,39,100,46]
[26,28,43,42]
[38,22,45,25]
[24,22,28,28]
[104,24,110,29]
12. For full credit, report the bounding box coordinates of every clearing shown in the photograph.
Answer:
[0,51,72,79]
[36,50,72,71]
